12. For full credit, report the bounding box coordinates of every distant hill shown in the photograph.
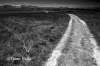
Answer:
[0,4,99,14]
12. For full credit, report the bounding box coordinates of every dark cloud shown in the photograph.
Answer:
[0,0,99,3]
[0,0,100,8]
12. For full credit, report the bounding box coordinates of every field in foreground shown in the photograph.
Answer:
[0,9,100,66]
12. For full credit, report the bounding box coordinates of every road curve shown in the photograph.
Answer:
[44,14,100,66]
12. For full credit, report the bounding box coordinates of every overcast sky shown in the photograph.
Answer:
[0,0,100,8]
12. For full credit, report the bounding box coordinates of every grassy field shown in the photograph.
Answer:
[0,9,100,66]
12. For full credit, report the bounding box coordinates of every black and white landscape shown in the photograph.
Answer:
[0,1,100,66]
